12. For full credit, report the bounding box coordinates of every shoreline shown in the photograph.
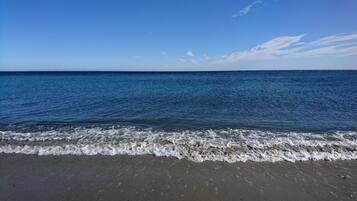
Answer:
[1,153,356,201]
[2,127,356,163]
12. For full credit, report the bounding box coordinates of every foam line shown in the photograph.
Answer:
[1,127,356,162]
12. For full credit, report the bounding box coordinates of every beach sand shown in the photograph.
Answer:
[0,154,356,201]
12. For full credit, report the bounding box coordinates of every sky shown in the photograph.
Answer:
[1,0,357,71]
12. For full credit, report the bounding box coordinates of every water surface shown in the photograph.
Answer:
[1,71,357,162]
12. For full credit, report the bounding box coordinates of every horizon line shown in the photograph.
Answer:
[1,69,357,73]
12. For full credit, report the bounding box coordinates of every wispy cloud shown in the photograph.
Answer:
[215,33,357,64]
[232,1,262,18]
[313,33,357,45]
[186,50,195,57]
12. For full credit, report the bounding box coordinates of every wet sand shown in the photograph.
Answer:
[0,154,356,201]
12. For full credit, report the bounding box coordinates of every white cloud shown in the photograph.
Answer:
[232,1,262,18]
[314,33,357,45]
[186,50,195,57]
[215,33,357,64]
[218,35,304,63]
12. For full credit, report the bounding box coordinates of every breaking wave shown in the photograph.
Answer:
[1,127,357,163]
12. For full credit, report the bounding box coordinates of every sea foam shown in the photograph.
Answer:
[1,127,356,163]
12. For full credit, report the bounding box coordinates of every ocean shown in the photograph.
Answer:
[1,71,357,162]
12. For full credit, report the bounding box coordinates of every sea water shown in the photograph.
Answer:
[1,71,356,162]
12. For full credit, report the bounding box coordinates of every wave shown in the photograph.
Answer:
[1,127,357,163]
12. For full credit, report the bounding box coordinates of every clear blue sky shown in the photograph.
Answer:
[1,0,357,71]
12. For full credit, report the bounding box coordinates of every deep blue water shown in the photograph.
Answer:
[1,71,357,132]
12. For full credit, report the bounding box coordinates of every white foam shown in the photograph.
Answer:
[1,127,356,163]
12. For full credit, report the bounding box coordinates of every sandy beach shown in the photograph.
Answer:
[1,154,356,201]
